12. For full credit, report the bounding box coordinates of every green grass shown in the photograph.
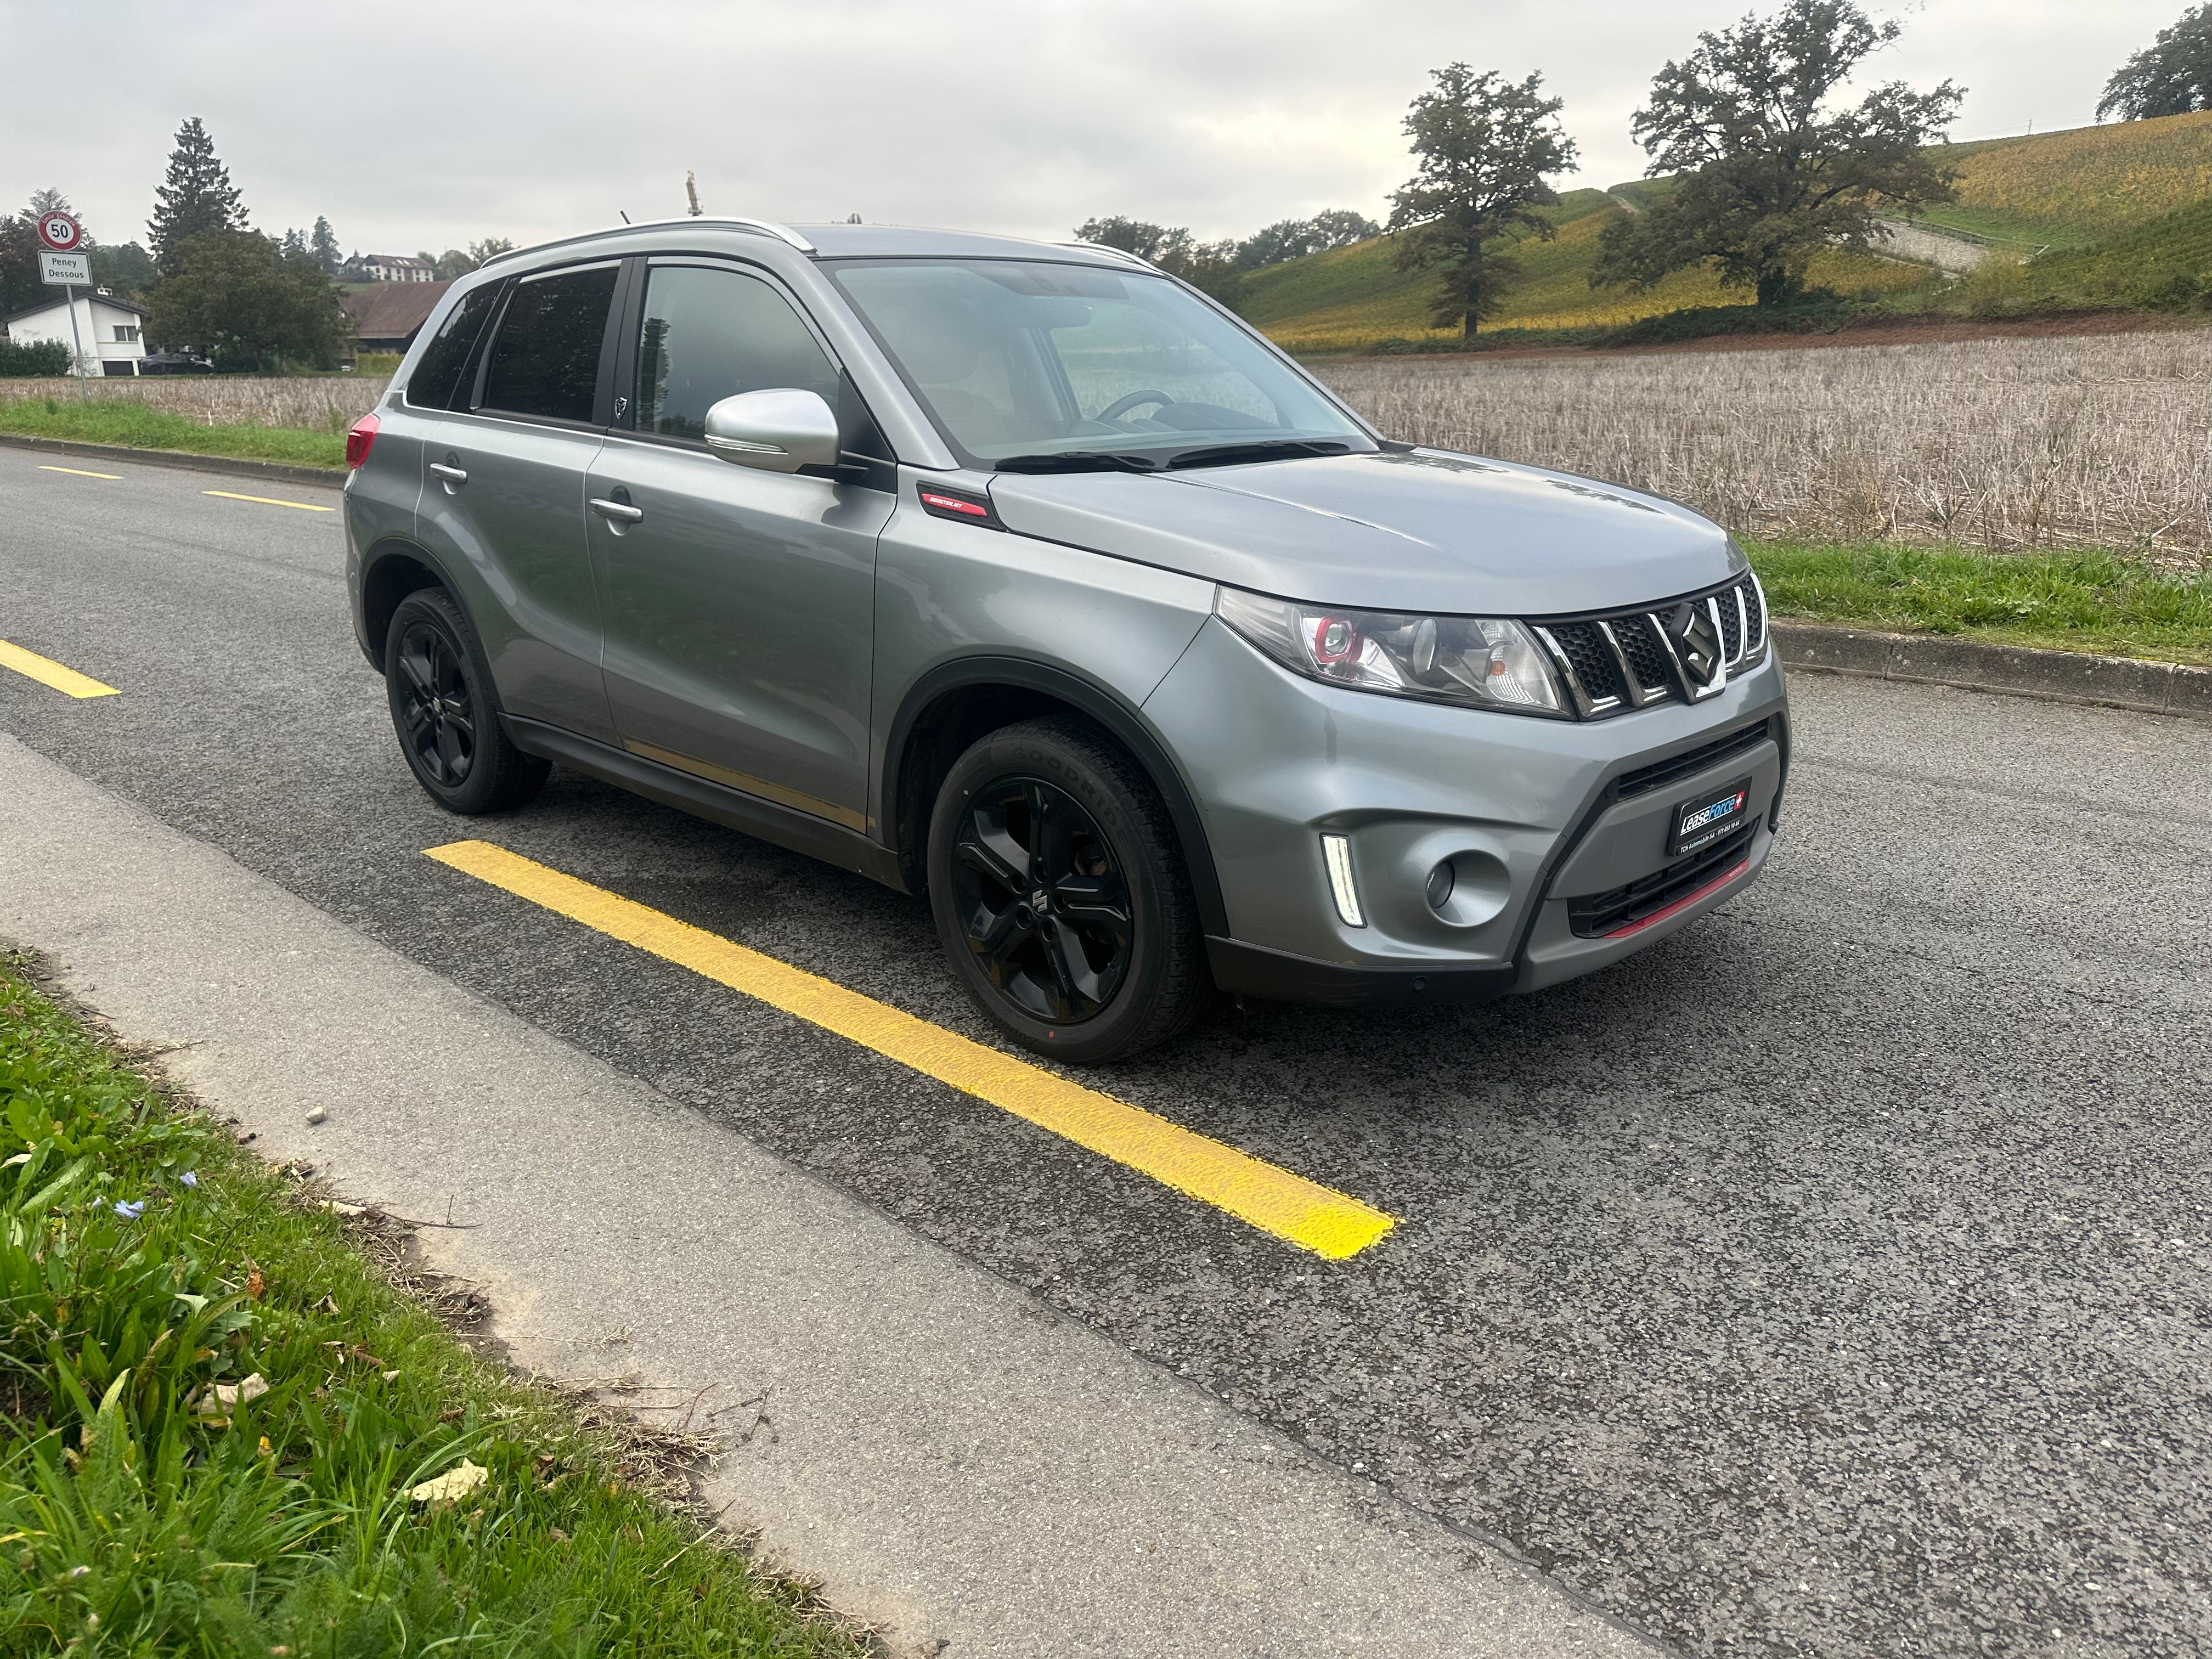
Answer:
[0,957,861,1658]
[1747,539,2212,664]
[0,399,346,469]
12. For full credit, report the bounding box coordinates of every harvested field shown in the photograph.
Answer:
[0,375,389,430]
[1317,331,2212,561]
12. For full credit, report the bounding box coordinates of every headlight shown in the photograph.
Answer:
[1214,586,1567,718]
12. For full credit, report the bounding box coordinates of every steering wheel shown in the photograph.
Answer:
[1096,388,1175,424]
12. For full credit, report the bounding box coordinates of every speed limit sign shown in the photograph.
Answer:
[36,211,82,253]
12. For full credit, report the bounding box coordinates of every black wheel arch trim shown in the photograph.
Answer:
[883,655,1231,938]
[356,535,467,673]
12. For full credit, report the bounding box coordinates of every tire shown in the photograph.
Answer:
[928,718,1212,1064]
[383,587,549,815]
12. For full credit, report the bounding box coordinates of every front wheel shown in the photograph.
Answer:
[927,718,1212,1064]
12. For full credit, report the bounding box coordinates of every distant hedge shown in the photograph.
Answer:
[0,339,72,376]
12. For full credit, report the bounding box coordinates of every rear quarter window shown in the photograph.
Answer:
[405,282,503,410]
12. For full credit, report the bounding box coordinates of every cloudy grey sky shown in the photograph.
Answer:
[5,0,2187,257]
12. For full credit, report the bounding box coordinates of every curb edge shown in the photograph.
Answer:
[0,430,346,491]
[1775,620,2210,723]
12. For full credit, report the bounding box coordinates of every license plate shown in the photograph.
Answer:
[1669,777,1752,857]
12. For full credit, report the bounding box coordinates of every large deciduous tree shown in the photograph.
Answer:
[1386,65,1577,338]
[148,117,247,274]
[1594,0,1961,309]
[2100,5,2212,122]
[146,230,350,371]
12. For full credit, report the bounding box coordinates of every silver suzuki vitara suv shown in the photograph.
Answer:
[343,216,1788,1063]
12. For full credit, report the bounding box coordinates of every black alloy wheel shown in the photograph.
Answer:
[950,775,1132,1024]
[394,618,476,788]
[928,718,1212,1063]
[382,586,549,815]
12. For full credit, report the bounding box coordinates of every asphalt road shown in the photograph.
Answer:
[4,448,2208,1658]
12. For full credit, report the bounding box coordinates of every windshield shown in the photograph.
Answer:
[826,258,1373,466]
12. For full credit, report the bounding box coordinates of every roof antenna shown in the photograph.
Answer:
[619,210,631,224]
[685,171,704,217]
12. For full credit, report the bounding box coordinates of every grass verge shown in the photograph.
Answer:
[0,397,346,470]
[1747,539,2212,664]
[0,955,860,1657]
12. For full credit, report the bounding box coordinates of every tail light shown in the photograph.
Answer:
[345,411,380,469]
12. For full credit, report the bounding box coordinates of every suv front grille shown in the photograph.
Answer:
[1567,815,1761,938]
[1533,571,1769,720]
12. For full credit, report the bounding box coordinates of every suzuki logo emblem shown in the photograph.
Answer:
[1659,601,1727,697]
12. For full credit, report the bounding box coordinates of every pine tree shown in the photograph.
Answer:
[148,117,247,274]
[309,216,341,275]
[281,227,309,258]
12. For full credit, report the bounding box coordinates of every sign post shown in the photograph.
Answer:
[35,212,90,400]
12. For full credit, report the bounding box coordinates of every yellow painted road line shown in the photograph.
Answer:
[39,465,123,479]
[426,839,1396,1260]
[0,639,120,699]
[203,490,334,513]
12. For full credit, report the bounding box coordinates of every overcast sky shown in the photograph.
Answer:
[4,0,2188,257]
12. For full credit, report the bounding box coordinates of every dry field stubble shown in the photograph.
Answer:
[1317,332,2212,564]
[0,375,391,429]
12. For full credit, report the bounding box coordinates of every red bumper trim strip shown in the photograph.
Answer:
[1604,855,1751,939]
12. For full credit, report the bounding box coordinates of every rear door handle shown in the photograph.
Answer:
[589,496,644,524]
[429,462,467,485]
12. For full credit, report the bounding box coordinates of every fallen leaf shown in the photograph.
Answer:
[381,1369,400,1383]
[409,1459,489,1508]
[245,1271,266,1301]
[207,1374,269,1412]
[323,1200,365,1219]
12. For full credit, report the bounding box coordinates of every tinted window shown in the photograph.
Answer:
[479,265,619,422]
[635,265,839,440]
[405,281,502,409]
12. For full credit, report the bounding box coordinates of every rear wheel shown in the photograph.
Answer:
[384,588,548,814]
[928,718,1211,1063]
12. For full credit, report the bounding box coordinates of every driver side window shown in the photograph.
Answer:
[635,266,840,441]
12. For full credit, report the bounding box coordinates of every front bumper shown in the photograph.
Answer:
[1142,617,1790,1007]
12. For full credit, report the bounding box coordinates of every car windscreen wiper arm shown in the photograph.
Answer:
[992,450,1164,474]
[1161,439,1356,471]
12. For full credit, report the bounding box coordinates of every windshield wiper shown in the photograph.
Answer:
[1160,439,1355,471]
[993,450,1163,474]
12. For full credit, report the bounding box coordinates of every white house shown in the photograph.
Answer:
[342,252,436,283]
[1,292,150,376]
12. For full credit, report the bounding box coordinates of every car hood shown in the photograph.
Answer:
[986,448,1740,616]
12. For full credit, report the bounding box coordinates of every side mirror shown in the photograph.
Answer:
[701,388,840,473]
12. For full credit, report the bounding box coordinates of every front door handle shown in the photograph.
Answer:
[589,496,644,524]
[429,461,467,484]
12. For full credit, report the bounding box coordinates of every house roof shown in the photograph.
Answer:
[1,293,150,326]
[353,253,435,268]
[340,279,453,340]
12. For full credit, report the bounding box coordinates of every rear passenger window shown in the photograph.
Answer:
[406,281,502,409]
[635,266,839,441]
[478,265,619,423]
